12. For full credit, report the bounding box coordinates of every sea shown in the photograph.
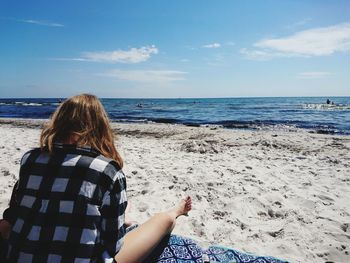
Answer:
[1,97,350,135]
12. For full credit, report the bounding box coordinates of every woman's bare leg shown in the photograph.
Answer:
[115,196,192,263]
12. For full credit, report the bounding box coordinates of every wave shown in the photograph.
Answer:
[0,102,60,107]
[22,103,43,106]
[303,103,350,110]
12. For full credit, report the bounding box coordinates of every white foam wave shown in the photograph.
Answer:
[303,103,350,110]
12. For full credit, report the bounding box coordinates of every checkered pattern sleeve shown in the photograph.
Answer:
[2,150,33,225]
[2,181,19,225]
[100,166,127,260]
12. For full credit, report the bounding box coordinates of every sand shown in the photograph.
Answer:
[0,118,350,263]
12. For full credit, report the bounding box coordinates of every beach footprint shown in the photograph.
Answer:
[316,194,335,206]
[137,202,149,212]
[190,218,206,237]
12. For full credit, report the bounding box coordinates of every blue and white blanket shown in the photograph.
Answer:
[143,234,289,263]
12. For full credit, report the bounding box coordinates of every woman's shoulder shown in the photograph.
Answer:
[19,145,125,182]
[20,147,42,166]
[90,154,124,180]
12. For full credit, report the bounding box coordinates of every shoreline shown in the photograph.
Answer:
[0,117,349,137]
[0,118,350,262]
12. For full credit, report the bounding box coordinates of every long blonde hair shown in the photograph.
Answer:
[40,94,123,168]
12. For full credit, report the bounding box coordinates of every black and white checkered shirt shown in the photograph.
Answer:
[3,143,127,263]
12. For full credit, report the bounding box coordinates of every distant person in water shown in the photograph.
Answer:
[326,99,331,104]
[0,94,192,263]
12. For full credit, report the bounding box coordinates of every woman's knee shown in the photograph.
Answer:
[153,212,176,230]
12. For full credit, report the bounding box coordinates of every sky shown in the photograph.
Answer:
[0,0,350,98]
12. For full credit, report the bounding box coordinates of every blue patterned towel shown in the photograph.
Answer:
[149,234,289,263]
[125,225,289,263]
[204,245,288,263]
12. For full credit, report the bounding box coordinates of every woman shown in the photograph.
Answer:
[0,94,192,263]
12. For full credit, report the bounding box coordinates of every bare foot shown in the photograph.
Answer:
[168,196,192,219]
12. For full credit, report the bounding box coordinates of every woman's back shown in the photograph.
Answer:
[5,143,127,263]
[1,94,193,263]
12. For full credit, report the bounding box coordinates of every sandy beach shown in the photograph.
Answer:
[0,118,349,263]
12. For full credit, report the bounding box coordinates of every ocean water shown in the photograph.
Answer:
[1,97,350,135]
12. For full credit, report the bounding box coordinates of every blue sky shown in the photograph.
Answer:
[0,0,350,98]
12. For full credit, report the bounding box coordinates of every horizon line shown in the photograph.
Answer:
[0,95,350,100]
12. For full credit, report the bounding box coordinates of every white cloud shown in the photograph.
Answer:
[51,58,87,61]
[202,43,221,49]
[240,48,286,60]
[80,45,158,63]
[286,18,312,29]
[100,69,187,83]
[53,46,159,63]
[298,71,332,79]
[241,22,350,60]
[5,17,64,27]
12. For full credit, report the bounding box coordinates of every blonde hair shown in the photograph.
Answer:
[40,94,123,168]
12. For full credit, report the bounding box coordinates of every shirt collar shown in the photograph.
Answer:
[53,143,101,156]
